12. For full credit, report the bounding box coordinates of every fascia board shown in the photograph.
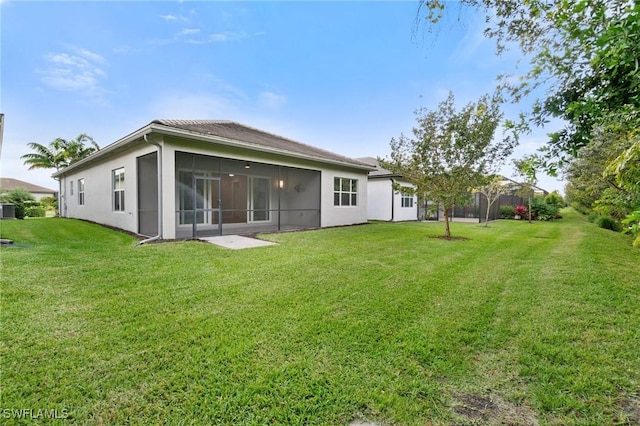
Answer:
[52,125,153,178]
[52,122,375,178]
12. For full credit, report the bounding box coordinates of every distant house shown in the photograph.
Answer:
[52,120,374,240]
[357,157,418,222]
[429,176,549,223]
[0,178,57,201]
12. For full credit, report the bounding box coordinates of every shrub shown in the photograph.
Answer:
[593,188,634,220]
[514,205,527,216]
[25,206,46,217]
[587,212,599,223]
[0,188,35,220]
[571,202,591,215]
[545,191,565,208]
[40,196,58,211]
[596,216,622,232]
[499,205,515,219]
[13,204,26,220]
[530,196,559,221]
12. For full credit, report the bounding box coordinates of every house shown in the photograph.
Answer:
[431,176,549,223]
[0,178,57,201]
[52,120,374,240]
[356,157,418,222]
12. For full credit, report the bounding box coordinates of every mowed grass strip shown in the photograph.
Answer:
[1,211,638,425]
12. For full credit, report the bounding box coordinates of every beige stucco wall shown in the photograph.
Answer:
[60,142,157,235]
[367,178,417,222]
[58,134,369,239]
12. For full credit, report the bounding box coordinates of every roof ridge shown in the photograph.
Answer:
[153,119,233,125]
[154,119,373,167]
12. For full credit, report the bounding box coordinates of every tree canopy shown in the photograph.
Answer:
[419,0,640,170]
[380,92,514,238]
[21,134,99,171]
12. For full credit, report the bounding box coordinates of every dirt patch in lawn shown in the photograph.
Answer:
[452,393,538,425]
[429,236,470,241]
[620,394,640,424]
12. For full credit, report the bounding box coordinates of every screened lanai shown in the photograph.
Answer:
[175,152,321,238]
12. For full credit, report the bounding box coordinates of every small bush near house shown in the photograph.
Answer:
[514,205,527,217]
[40,196,58,211]
[596,215,622,232]
[499,205,515,219]
[530,197,560,221]
[0,188,35,220]
[25,206,46,217]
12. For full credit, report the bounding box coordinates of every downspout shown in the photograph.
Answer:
[62,175,67,217]
[138,134,163,245]
[390,178,395,222]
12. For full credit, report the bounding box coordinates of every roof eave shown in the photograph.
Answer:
[53,122,375,177]
[52,124,153,178]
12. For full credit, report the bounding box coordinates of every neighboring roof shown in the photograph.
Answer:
[53,120,374,177]
[0,178,56,194]
[356,157,402,178]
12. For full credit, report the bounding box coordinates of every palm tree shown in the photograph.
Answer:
[22,134,99,171]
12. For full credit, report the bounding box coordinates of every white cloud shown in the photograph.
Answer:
[39,47,107,95]
[178,28,200,36]
[159,13,190,23]
[184,31,250,44]
[259,91,287,109]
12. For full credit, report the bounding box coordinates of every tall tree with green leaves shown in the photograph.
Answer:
[564,129,633,214]
[380,92,514,238]
[418,0,640,172]
[22,134,99,171]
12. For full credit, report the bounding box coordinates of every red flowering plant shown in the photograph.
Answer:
[514,205,527,216]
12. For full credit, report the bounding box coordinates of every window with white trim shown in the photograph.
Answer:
[113,168,125,211]
[334,177,358,206]
[401,192,414,208]
[78,178,85,206]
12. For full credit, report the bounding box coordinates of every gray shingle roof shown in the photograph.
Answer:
[0,178,56,193]
[355,157,399,177]
[153,120,372,169]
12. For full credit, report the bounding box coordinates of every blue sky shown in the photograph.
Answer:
[1,1,564,193]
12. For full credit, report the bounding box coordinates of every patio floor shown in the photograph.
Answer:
[199,235,278,250]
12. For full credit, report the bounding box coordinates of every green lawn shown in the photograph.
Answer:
[1,210,638,425]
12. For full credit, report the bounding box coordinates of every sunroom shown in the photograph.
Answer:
[173,152,321,238]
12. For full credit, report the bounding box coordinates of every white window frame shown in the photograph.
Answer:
[113,168,125,212]
[78,178,85,206]
[334,177,358,207]
[401,192,414,208]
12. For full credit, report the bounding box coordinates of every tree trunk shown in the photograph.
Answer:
[444,207,451,238]
[484,201,491,227]
[528,196,532,223]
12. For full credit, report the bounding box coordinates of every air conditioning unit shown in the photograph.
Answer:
[0,203,16,219]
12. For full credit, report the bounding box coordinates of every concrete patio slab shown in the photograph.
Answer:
[200,235,277,250]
